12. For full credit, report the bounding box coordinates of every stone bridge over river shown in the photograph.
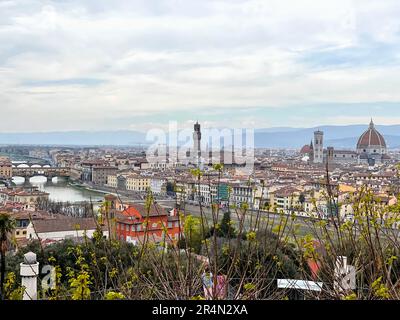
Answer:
[12,167,71,182]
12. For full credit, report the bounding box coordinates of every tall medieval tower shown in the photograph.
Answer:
[193,121,201,167]
[313,130,324,164]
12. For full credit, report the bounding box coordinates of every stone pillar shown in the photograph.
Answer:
[20,252,39,300]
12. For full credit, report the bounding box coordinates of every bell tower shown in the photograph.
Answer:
[193,121,201,167]
[313,130,324,164]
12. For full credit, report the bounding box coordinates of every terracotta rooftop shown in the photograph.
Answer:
[31,217,103,233]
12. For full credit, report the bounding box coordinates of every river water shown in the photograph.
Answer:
[12,176,105,203]
[10,162,105,203]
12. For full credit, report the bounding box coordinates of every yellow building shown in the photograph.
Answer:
[270,187,302,213]
[0,158,12,179]
[107,175,118,188]
[126,175,151,192]
[339,184,356,193]
[12,211,30,240]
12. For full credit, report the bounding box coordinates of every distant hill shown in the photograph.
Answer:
[325,135,400,149]
[0,124,399,149]
[0,131,147,146]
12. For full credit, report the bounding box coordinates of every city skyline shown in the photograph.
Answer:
[2,0,400,306]
[1,1,400,132]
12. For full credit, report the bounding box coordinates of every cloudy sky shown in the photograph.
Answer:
[1,0,400,133]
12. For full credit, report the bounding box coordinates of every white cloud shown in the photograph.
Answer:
[1,0,400,131]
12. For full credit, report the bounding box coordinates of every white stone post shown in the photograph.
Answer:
[334,256,356,292]
[20,252,39,300]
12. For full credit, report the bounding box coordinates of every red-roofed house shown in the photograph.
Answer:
[116,203,181,245]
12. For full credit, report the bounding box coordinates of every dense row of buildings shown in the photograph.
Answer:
[0,183,180,248]
[1,120,400,249]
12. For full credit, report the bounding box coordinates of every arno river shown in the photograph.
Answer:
[12,176,105,203]
[9,160,105,203]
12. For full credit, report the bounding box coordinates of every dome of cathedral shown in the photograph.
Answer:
[300,144,312,154]
[356,120,387,150]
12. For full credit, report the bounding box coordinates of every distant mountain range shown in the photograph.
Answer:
[1,124,400,149]
[0,131,147,147]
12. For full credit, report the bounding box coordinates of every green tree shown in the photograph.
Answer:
[0,213,15,300]
[178,215,206,253]
[218,211,236,238]
[299,193,306,205]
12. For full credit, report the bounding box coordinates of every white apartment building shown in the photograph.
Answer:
[150,177,167,195]
[231,184,256,209]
